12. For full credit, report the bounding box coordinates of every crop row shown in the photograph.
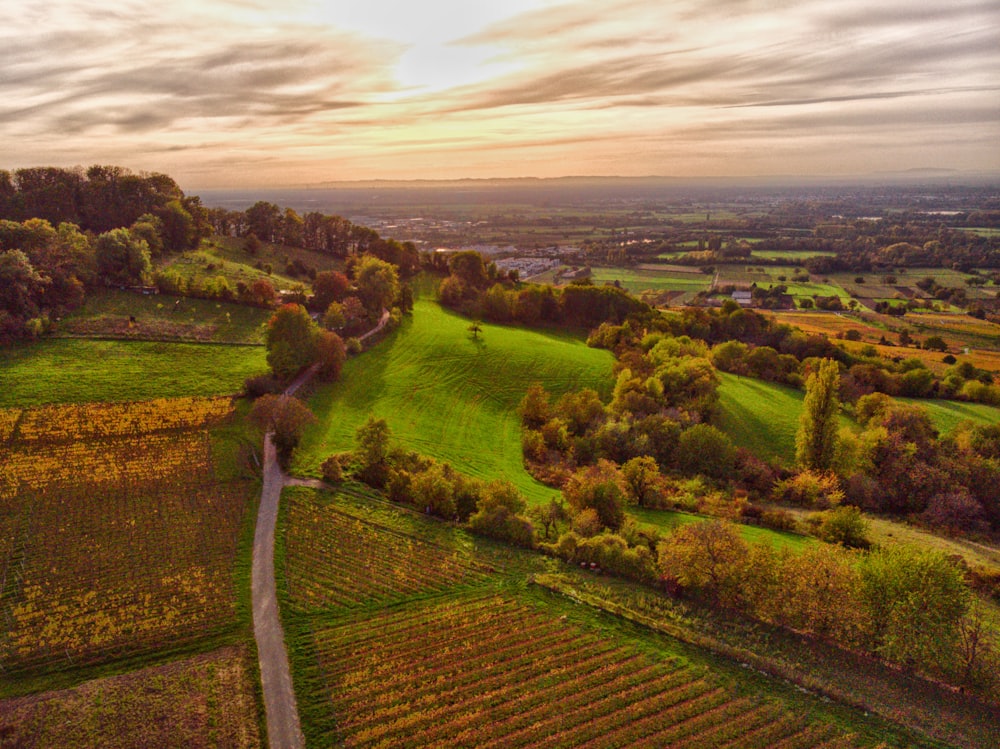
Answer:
[1,395,233,446]
[311,595,864,749]
[283,498,487,611]
[0,430,215,501]
[0,480,252,673]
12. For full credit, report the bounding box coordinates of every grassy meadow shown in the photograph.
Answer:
[58,289,272,344]
[295,298,614,503]
[0,338,267,407]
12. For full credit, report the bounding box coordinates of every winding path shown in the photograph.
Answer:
[250,311,390,747]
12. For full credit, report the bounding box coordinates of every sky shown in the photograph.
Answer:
[1,0,998,188]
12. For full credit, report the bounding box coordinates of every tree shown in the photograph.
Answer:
[563,460,625,530]
[249,278,277,307]
[518,383,550,429]
[312,270,351,311]
[858,546,970,673]
[621,456,662,508]
[157,199,196,251]
[354,254,399,315]
[411,463,457,518]
[448,250,488,288]
[469,480,535,547]
[94,228,151,285]
[265,303,318,379]
[467,321,483,340]
[248,394,317,467]
[315,330,346,381]
[677,424,737,480]
[796,358,840,470]
[0,249,43,319]
[354,416,392,488]
[658,520,750,606]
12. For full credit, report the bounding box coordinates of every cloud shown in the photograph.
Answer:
[0,0,996,183]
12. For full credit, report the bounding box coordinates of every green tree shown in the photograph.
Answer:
[677,424,737,480]
[858,545,970,672]
[315,330,346,381]
[354,254,399,315]
[265,303,318,379]
[94,228,151,285]
[248,394,317,467]
[796,358,840,470]
[468,480,535,547]
[354,416,393,488]
[0,249,43,319]
[411,463,457,518]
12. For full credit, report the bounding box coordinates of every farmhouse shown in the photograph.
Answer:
[731,290,753,306]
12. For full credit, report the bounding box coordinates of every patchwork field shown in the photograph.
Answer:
[0,397,253,682]
[0,338,268,407]
[296,298,614,503]
[0,645,261,748]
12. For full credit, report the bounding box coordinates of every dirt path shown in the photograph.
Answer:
[251,433,305,749]
[249,313,389,747]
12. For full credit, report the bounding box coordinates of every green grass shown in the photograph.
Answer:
[295,299,614,503]
[588,267,711,293]
[903,397,1000,433]
[713,373,807,465]
[629,506,815,551]
[0,339,267,407]
[58,289,272,344]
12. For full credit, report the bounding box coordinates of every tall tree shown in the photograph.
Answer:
[354,255,399,315]
[265,303,318,379]
[796,358,840,470]
[94,228,151,285]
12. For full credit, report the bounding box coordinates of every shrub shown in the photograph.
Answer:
[759,508,798,532]
[320,454,344,483]
[345,337,363,354]
[773,470,844,509]
[676,424,737,480]
[243,373,284,399]
[809,506,870,548]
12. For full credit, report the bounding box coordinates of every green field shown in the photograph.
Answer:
[716,372,999,466]
[589,267,711,294]
[295,298,614,502]
[58,289,272,344]
[750,250,836,260]
[629,507,814,551]
[0,339,267,407]
[902,397,1000,433]
[714,373,807,465]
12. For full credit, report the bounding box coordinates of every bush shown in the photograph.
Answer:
[320,454,344,483]
[773,470,844,509]
[346,337,363,354]
[676,424,737,480]
[809,506,870,548]
[243,373,284,399]
[759,508,798,532]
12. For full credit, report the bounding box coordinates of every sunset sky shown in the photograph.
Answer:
[2,0,998,188]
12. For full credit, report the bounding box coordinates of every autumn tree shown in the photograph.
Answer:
[315,330,346,381]
[658,520,750,606]
[248,394,317,467]
[562,460,625,530]
[796,358,840,470]
[468,480,536,547]
[311,270,351,311]
[621,456,662,508]
[858,545,970,673]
